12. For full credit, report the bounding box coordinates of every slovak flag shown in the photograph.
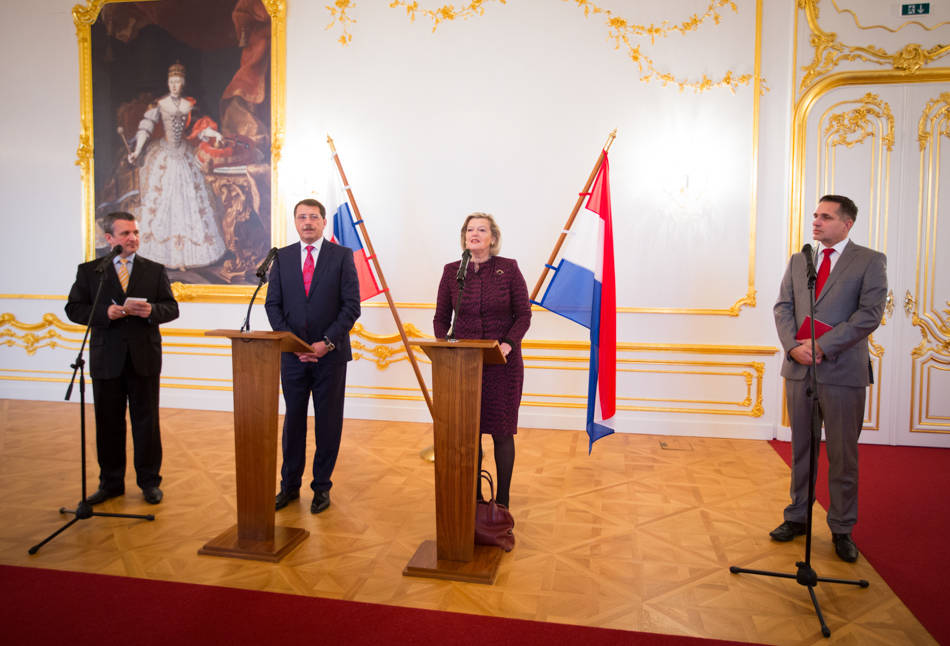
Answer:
[537,153,616,452]
[327,178,383,302]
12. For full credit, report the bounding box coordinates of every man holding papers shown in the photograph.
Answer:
[771,195,887,563]
[66,211,179,506]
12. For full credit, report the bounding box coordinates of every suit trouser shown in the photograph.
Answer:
[784,376,865,533]
[279,358,348,494]
[91,353,163,491]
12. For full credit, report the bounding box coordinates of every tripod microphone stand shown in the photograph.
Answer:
[29,259,154,555]
[730,245,868,638]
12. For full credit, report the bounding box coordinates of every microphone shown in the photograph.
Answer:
[243,247,279,332]
[802,243,817,282]
[256,247,279,280]
[456,249,471,283]
[96,245,123,272]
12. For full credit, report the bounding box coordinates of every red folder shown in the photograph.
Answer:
[795,316,833,340]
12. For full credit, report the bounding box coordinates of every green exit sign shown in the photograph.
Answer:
[901,3,931,15]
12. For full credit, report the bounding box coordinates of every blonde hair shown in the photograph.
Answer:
[460,212,501,256]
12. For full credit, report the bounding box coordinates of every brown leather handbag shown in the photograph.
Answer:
[475,470,515,552]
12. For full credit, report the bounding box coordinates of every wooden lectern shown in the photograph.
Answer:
[403,339,506,584]
[198,329,313,562]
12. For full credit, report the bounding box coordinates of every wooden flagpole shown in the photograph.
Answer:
[529,129,618,303]
[327,135,434,418]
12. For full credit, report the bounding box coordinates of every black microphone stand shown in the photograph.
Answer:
[241,269,269,333]
[29,262,154,555]
[730,250,868,637]
[447,261,467,340]
[243,248,277,332]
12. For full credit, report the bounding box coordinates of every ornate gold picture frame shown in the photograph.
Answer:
[74,0,285,302]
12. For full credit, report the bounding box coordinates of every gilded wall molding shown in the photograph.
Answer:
[908,92,950,433]
[1,312,776,418]
[910,353,950,432]
[1,295,767,316]
[798,0,950,93]
[912,93,950,342]
[788,68,950,255]
[830,0,950,33]
[815,92,893,252]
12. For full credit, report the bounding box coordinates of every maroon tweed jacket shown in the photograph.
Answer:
[434,255,532,436]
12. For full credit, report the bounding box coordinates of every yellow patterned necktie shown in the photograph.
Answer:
[117,259,129,292]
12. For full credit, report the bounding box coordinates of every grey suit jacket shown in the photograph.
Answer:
[774,240,887,387]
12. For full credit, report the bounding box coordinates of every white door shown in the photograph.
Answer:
[795,80,950,447]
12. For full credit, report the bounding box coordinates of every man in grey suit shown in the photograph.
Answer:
[770,195,887,563]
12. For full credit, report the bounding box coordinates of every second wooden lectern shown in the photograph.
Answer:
[404,339,506,584]
[198,329,313,562]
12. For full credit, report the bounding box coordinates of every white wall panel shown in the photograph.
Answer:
[0,0,803,440]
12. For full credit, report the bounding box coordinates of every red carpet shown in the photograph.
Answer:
[769,440,949,644]
[0,565,754,646]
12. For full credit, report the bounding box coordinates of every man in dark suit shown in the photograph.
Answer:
[771,195,887,562]
[65,211,179,505]
[265,198,361,514]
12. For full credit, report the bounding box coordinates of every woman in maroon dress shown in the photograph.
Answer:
[433,213,532,508]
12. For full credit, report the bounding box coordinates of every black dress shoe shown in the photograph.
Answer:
[311,490,330,514]
[143,486,163,505]
[275,490,299,510]
[833,533,859,562]
[769,520,807,542]
[85,488,123,506]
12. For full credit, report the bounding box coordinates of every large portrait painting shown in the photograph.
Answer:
[75,0,285,301]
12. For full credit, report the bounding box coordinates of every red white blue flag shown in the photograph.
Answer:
[537,153,616,452]
[327,178,383,302]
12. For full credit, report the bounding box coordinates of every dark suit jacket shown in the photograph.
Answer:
[65,255,180,379]
[774,240,887,388]
[264,240,361,363]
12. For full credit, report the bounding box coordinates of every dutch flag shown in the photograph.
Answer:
[538,153,616,452]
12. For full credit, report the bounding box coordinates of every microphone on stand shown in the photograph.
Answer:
[242,249,279,332]
[96,245,123,273]
[456,249,471,284]
[449,249,472,339]
[802,243,817,284]
[256,247,279,281]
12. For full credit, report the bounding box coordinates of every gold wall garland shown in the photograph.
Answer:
[326,0,761,93]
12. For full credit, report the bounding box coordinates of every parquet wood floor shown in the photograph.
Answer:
[0,400,934,644]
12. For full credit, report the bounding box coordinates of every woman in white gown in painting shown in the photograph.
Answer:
[128,62,227,270]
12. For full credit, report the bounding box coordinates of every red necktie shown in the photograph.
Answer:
[302,245,314,295]
[815,248,833,296]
